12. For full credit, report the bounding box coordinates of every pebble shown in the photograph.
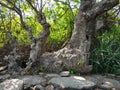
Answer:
[60,71,70,77]
[0,66,8,72]
[99,82,114,90]
[45,85,54,90]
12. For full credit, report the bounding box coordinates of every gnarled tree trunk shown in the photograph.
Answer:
[0,0,119,74]
[25,0,119,74]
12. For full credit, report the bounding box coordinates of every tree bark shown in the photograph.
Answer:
[24,0,119,74]
[0,0,119,74]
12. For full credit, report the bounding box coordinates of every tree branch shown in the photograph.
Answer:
[67,0,74,18]
[81,0,119,21]
[23,0,51,67]
[26,0,50,41]
[26,0,38,13]
[0,2,14,10]
[0,1,34,41]
[54,0,75,18]
[95,18,105,31]
[26,0,47,25]
[0,11,17,47]
[92,0,119,18]
[54,0,67,5]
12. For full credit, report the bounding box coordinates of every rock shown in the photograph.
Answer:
[102,78,120,89]
[30,85,44,90]
[84,75,104,85]
[0,74,10,82]
[19,75,46,89]
[35,85,44,90]
[116,75,120,78]
[52,84,63,90]
[98,82,115,90]
[0,74,119,90]
[0,62,3,66]
[99,84,112,90]
[85,75,120,89]
[0,66,8,72]
[49,76,96,90]
[0,70,7,75]
[46,84,62,90]
[0,79,23,90]
[45,74,60,78]
[39,72,45,76]
[60,71,70,77]
[107,74,116,78]
[116,75,120,81]
[45,85,54,90]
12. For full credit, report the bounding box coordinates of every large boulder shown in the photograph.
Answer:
[48,76,96,90]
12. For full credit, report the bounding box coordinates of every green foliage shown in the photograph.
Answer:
[36,65,45,73]
[0,1,75,49]
[44,2,74,48]
[77,59,83,65]
[69,68,76,74]
[90,23,120,75]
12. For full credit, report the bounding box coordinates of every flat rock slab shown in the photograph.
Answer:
[18,75,46,89]
[0,79,23,90]
[0,74,119,90]
[85,75,120,89]
[45,73,60,78]
[49,76,96,90]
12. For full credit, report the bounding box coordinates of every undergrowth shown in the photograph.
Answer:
[89,23,120,75]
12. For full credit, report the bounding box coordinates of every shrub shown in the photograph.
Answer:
[90,23,120,75]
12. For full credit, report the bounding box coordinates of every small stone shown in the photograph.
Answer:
[52,84,62,90]
[99,84,112,90]
[30,84,45,90]
[103,78,120,89]
[104,82,114,87]
[60,71,70,77]
[34,85,44,90]
[45,85,54,90]
[0,66,8,72]
[84,74,120,89]
[99,81,115,90]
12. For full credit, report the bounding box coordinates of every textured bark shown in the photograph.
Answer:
[0,1,50,72]
[29,23,50,62]
[0,0,119,74]
[26,1,51,69]
[25,0,119,74]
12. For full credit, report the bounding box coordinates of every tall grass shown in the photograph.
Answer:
[89,23,120,75]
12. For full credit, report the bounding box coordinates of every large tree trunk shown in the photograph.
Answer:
[0,0,118,74]
[24,0,119,74]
